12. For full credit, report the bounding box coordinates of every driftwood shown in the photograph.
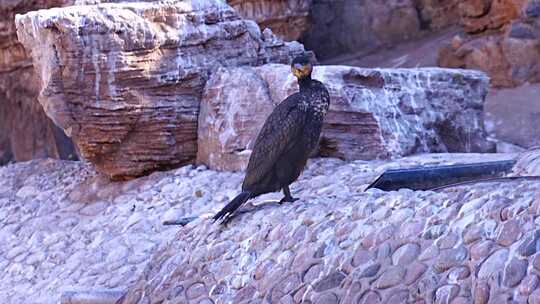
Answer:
[365,160,516,191]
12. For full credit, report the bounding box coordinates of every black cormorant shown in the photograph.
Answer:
[213,54,331,224]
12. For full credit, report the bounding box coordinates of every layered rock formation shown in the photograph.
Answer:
[198,64,494,171]
[439,0,540,87]
[0,0,77,165]
[228,0,312,41]
[119,154,540,304]
[15,0,304,179]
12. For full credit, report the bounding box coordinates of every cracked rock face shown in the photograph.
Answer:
[197,64,494,171]
[14,0,304,179]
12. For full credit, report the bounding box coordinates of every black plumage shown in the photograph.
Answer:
[213,54,331,224]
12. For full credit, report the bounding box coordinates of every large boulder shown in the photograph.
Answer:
[197,64,494,171]
[228,0,312,41]
[15,0,304,179]
[0,0,77,165]
[439,0,540,88]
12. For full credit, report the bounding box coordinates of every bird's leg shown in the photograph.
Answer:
[279,185,299,204]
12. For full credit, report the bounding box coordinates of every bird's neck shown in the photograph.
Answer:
[298,76,312,91]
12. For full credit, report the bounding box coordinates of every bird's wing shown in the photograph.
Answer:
[242,94,306,190]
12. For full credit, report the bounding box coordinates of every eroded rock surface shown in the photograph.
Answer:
[117,153,540,304]
[0,0,77,165]
[228,0,312,41]
[15,0,304,179]
[198,64,494,171]
[439,0,540,87]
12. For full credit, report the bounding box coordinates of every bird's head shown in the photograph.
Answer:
[291,54,313,80]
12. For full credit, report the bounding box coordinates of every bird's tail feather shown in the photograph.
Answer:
[213,191,251,223]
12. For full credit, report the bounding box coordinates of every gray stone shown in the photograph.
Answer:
[385,290,410,303]
[473,282,490,304]
[530,289,540,304]
[502,258,527,288]
[313,292,339,304]
[187,283,207,300]
[470,240,496,261]
[358,291,381,304]
[374,266,406,289]
[423,224,448,240]
[434,246,468,273]
[357,263,381,279]
[313,272,346,292]
[435,284,460,304]
[516,230,540,257]
[478,249,509,280]
[519,275,539,296]
[447,266,470,281]
[495,220,522,247]
[404,262,427,285]
[392,243,420,266]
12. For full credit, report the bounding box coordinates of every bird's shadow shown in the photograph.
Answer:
[218,200,283,225]
[237,200,282,214]
[162,200,284,226]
